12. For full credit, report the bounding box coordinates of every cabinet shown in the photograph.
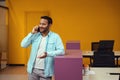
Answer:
[54,51,83,80]
[0,5,8,70]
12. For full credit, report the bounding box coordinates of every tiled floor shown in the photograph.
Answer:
[0,66,28,80]
[0,66,54,80]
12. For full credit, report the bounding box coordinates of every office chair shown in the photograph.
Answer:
[92,51,115,67]
[98,40,114,52]
[91,42,99,51]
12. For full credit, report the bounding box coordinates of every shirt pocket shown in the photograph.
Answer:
[32,38,40,48]
[47,41,55,50]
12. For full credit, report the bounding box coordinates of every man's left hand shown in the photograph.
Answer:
[37,52,47,58]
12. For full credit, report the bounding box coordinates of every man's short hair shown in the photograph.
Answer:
[41,16,53,25]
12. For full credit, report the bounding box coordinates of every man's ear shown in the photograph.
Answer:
[49,24,52,27]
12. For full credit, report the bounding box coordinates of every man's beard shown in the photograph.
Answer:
[40,26,49,33]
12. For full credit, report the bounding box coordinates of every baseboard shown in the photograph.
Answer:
[7,64,25,66]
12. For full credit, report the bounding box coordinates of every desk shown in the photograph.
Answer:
[82,51,120,66]
[83,68,120,80]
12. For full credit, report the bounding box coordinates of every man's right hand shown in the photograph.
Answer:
[31,25,39,34]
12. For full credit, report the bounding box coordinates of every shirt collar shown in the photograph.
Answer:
[39,31,52,37]
[47,31,52,37]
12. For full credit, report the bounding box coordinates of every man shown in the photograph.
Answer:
[21,16,65,80]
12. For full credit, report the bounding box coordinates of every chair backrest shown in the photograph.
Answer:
[91,42,99,51]
[66,41,80,50]
[92,51,115,67]
[98,40,114,52]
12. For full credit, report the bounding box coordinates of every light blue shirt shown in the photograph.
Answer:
[21,31,65,77]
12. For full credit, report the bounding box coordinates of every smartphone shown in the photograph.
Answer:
[37,27,40,32]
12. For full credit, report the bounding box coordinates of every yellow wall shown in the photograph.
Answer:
[6,0,120,64]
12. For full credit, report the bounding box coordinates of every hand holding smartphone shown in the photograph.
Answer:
[37,27,40,32]
[31,25,40,34]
